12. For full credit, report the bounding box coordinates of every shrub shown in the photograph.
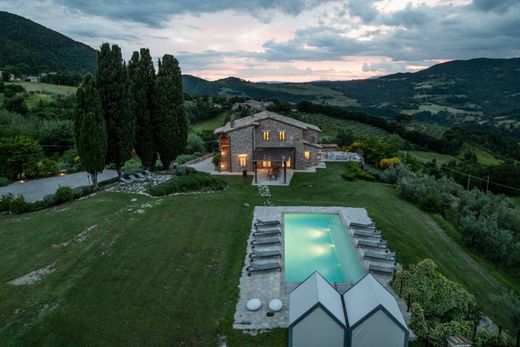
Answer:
[4,95,28,115]
[0,177,9,187]
[54,186,74,204]
[175,152,202,165]
[0,193,30,214]
[380,157,400,169]
[150,172,226,196]
[343,162,375,181]
[212,152,221,167]
[39,159,59,177]
[394,259,476,347]
[186,133,204,154]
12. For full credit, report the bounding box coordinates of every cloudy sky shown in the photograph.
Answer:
[1,0,519,81]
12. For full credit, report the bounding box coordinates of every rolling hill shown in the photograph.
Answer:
[182,58,520,127]
[0,11,97,74]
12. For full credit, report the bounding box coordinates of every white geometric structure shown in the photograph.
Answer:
[289,272,347,347]
[289,273,409,347]
[343,274,409,347]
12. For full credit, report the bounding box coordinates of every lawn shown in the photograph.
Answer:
[0,163,517,346]
[6,82,77,96]
[191,112,228,133]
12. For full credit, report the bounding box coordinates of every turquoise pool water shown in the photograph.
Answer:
[284,213,366,283]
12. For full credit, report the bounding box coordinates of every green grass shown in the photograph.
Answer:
[6,82,77,96]
[0,163,517,345]
[191,112,228,133]
[25,93,53,109]
[403,143,502,166]
[401,150,456,165]
[293,113,390,140]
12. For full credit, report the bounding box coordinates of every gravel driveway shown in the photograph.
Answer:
[0,170,118,202]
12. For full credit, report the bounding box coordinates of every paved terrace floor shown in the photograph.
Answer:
[188,157,326,186]
[0,170,117,202]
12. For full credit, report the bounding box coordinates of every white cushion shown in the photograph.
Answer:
[246,298,262,311]
[269,299,283,312]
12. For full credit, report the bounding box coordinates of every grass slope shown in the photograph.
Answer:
[191,112,227,133]
[7,82,77,96]
[0,164,516,346]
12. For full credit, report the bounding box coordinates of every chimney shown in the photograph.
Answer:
[230,119,235,128]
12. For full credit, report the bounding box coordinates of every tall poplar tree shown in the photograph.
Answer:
[128,48,156,169]
[75,74,107,190]
[97,43,135,177]
[153,54,187,169]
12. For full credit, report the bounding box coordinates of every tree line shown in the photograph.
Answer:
[75,44,187,189]
[297,101,463,155]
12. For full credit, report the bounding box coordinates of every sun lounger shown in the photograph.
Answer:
[246,262,281,276]
[253,228,281,237]
[369,264,395,274]
[254,219,281,227]
[249,250,282,260]
[363,251,395,261]
[350,222,375,230]
[354,230,382,238]
[251,237,281,248]
[357,239,387,249]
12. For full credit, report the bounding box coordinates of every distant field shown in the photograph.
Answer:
[293,112,390,140]
[405,122,447,138]
[190,113,227,133]
[260,83,359,107]
[403,143,502,166]
[402,102,484,117]
[402,150,456,165]
[7,82,77,96]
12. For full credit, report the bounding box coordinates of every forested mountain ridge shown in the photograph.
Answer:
[0,11,98,74]
[182,58,520,128]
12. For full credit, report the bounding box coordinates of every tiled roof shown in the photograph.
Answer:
[214,111,321,134]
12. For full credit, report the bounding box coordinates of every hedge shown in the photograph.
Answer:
[150,172,226,196]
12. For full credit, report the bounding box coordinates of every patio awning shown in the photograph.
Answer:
[252,147,295,162]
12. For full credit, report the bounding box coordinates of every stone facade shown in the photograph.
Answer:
[215,111,321,172]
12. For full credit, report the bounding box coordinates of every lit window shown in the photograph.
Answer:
[239,154,248,167]
[279,131,286,140]
[263,131,270,141]
[304,151,311,160]
[262,161,271,168]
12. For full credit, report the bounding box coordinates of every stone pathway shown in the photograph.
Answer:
[258,185,273,206]
[106,174,172,195]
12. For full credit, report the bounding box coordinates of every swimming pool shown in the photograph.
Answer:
[284,213,366,284]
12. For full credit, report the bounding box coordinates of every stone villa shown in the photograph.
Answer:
[214,111,321,182]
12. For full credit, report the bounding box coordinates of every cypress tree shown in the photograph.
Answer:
[75,74,107,190]
[128,48,156,170]
[97,43,135,177]
[153,55,187,169]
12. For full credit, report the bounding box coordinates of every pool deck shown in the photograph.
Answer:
[233,206,410,334]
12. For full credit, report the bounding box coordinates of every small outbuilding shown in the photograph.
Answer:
[289,272,347,347]
[343,274,409,347]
